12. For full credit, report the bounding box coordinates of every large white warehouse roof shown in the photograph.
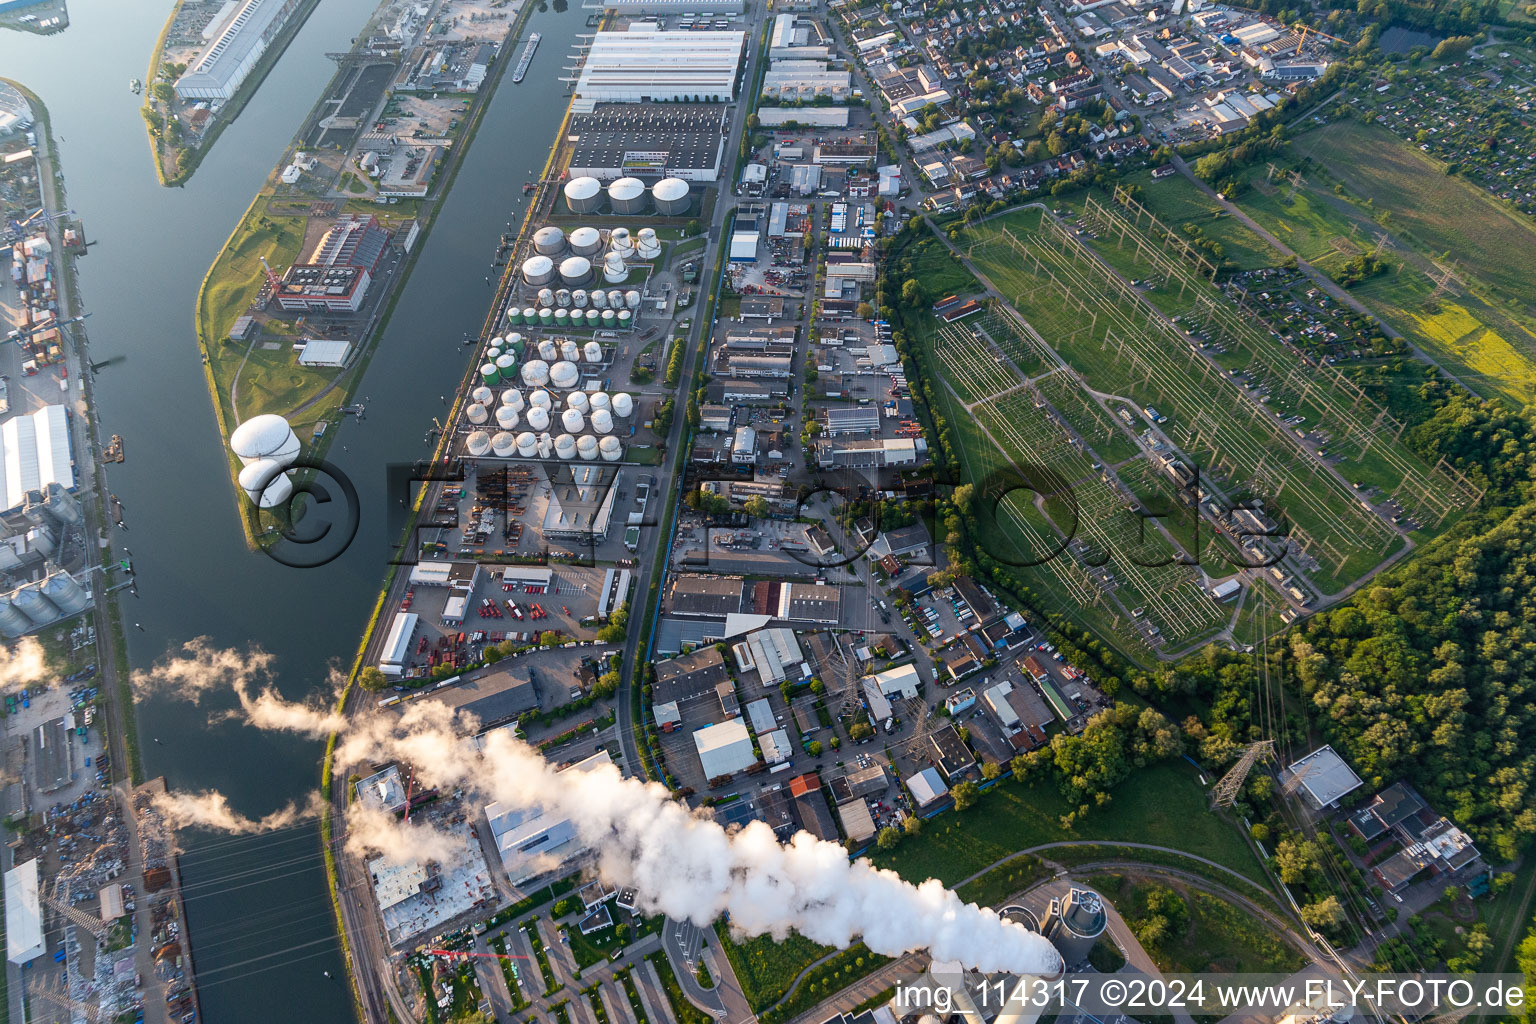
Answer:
[574,29,747,105]
[4,859,43,964]
[0,405,72,515]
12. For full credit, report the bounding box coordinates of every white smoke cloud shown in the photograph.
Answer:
[0,638,50,687]
[344,802,463,868]
[152,790,326,834]
[136,642,1061,975]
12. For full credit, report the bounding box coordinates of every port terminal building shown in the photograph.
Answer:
[570,27,746,111]
[174,0,306,102]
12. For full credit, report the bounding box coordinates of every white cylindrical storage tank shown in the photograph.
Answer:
[577,435,599,461]
[563,176,602,215]
[529,388,552,409]
[521,254,555,286]
[636,227,661,258]
[533,225,566,255]
[466,403,489,425]
[568,226,602,256]
[238,459,294,509]
[559,256,592,286]
[560,340,580,362]
[491,431,517,457]
[590,391,612,413]
[603,289,623,308]
[566,391,590,413]
[601,309,616,327]
[599,435,623,462]
[537,338,558,361]
[515,431,539,457]
[537,433,554,459]
[612,392,635,418]
[624,289,642,309]
[495,404,520,430]
[0,596,31,639]
[603,253,628,284]
[526,406,551,431]
[550,361,580,390]
[554,288,572,308]
[230,414,300,468]
[654,177,691,216]
[584,341,603,363]
[536,288,555,308]
[12,584,57,627]
[555,434,577,460]
[471,385,494,406]
[561,407,585,433]
[465,430,492,457]
[608,228,635,259]
[591,408,615,434]
[607,177,647,215]
[590,288,609,309]
[571,289,589,309]
[520,359,550,386]
[501,388,525,411]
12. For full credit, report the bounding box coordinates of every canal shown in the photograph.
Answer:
[0,0,586,1018]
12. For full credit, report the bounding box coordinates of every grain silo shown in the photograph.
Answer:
[0,595,31,638]
[12,583,57,627]
[653,177,691,216]
[563,176,603,215]
[607,177,647,215]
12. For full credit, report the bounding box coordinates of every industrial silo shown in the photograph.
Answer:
[515,431,539,458]
[533,225,566,256]
[501,388,525,411]
[653,177,691,216]
[0,595,31,638]
[42,483,81,527]
[624,289,641,309]
[554,434,578,460]
[591,408,614,434]
[491,431,517,458]
[466,431,492,457]
[566,391,590,413]
[26,525,55,559]
[481,362,501,386]
[467,403,490,426]
[563,176,603,215]
[608,228,635,260]
[601,309,616,327]
[584,341,603,363]
[590,288,609,310]
[571,289,590,309]
[616,309,633,330]
[636,227,662,259]
[1041,888,1106,967]
[41,572,90,616]
[607,177,647,216]
[529,389,552,409]
[472,385,494,406]
[495,405,520,430]
[525,406,551,432]
[520,360,550,387]
[577,435,599,461]
[612,392,635,419]
[599,435,623,462]
[561,407,585,434]
[230,414,300,468]
[12,583,57,627]
[550,361,580,390]
[521,255,556,287]
[568,226,602,257]
[559,256,592,286]
[603,253,629,284]
[561,339,581,362]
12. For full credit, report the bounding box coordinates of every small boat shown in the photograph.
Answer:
[129,78,142,95]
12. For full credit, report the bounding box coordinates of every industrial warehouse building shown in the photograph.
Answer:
[0,405,73,515]
[174,0,305,102]
[566,105,728,183]
[571,27,747,111]
[275,213,391,313]
[484,750,614,882]
[4,859,42,964]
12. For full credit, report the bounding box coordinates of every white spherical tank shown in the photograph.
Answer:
[522,254,556,286]
[568,226,602,256]
[561,339,581,362]
[467,403,489,425]
[520,359,550,386]
[603,253,629,284]
[636,227,662,258]
[471,385,494,406]
[559,256,592,286]
[537,338,558,361]
[590,288,609,309]
[564,176,603,215]
[561,407,585,433]
[550,360,580,389]
[607,176,647,215]
[566,391,590,413]
[491,431,517,457]
[537,288,555,308]
[584,341,603,363]
[466,430,492,457]
[533,225,566,255]
[230,414,300,468]
[496,404,520,430]
[238,459,294,509]
[577,435,600,461]
[599,435,623,462]
[502,388,525,411]
[590,391,612,413]
[612,392,635,418]
[608,227,635,259]
[525,406,551,431]
[571,288,589,309]
[591,408,615,434]
[529,388,553,409]
[515,431,539,457]
[624,289,642,309]
[555,433,578,460]
[653,176,691,216]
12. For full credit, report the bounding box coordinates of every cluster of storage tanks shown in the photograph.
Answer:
[522,223,662,293]
[477,334,612,389]
[561,175,692,217]
[504,283,642,332]
[0,570,93,638]
[229,413,303,510]
[462,384,635,464]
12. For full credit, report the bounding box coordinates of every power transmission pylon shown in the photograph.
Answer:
[1210,740,1274,808]
[1425,262,1463,306]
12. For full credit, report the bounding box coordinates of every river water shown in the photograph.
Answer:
[0,0,584,1018]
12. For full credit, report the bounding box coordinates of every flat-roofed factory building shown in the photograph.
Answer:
[571,28,747,112]
[567,104,729,183]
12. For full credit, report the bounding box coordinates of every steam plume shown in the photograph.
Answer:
[152,790,326,834]
[0,638,49,687]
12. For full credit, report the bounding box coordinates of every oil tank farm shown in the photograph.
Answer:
[563,176,603,215]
